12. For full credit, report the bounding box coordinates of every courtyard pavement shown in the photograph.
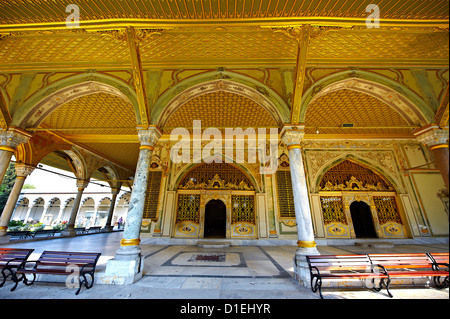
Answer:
[0,231,448,310]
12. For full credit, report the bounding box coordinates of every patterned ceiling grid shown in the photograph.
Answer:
[164,90,278,131]
[305,89,413,135]
[0,0,447,24]
[42,92,137,135]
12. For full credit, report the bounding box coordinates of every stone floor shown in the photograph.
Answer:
[0,231,448,303]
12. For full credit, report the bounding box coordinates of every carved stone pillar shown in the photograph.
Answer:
[281,125,319,287]
[61,179,90,237]
[414,125,449,192]
[0,128,32,185]
[103,126,161,285]
[0,163,35,239]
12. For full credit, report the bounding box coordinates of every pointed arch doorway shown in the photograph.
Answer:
[350,201,377,238]
[204,199,227,238]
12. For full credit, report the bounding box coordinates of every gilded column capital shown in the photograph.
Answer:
[14,163,35,178]
[76,179,90,191]
[413,124,449,148]
[0,127,32,150]
[137,126,162,149]
[280,125,305,147]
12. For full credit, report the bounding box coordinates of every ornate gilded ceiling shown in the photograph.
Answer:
[41,92,137,135]
[305,89,414,136]
[164,91,278,132]
[1,27,448,69]
[0,0,448,23]
[0,0,448,176]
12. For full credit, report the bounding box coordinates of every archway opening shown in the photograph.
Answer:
[350,201,377,238]
[204,199,226,238]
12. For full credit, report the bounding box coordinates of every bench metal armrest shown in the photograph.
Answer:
[372,264,389,276]
[432,263,449,271]
[4,258,26,269]
[309,265,322,278]
[79,262,97,275]
[17,260,39,271]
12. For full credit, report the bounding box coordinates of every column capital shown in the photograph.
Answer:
[76,179,90,191]
[280,125,305,147]
[137,126,162,148]
[413,124,449,148]
[0,127,33,150]
[14,163,35,177]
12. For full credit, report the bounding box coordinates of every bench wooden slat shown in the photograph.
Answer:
[12,250,101,295]
[307,252,449,299]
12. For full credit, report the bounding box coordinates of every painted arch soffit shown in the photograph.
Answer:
[12,78,139,129]
[301,74,433,126]
[152,76,290,128]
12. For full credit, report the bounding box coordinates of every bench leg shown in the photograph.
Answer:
[311,275,323,299]
[76,272,94,295]
[0,268,9,287]
[433,275,449,289]
[382,277,393,298]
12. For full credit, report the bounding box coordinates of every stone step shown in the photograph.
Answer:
[198,241,231,248]
[355,241,395,248]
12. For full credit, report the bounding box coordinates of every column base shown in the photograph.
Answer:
[99,245,144,285]
[61,225,78,237]
[0,235,11,244]
[293,246,320,287]
[102,225,113,232]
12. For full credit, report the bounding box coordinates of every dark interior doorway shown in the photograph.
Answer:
[204,199,226,238]
[350,201,377,238]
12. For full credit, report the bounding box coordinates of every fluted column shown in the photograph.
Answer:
[0,128,32,185]
[0,163,35,237]
[414,125,449,192]
[104,126,161,285]
[61,179,89,237]
[281,125,319,286]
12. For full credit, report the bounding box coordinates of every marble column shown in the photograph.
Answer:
[0,164,35,239]
[0,128,32,185]
[103,127,161,285]
[281,125,319,286]
[61,179,89,237]
[103,187,120,232]
[414,125,449,192]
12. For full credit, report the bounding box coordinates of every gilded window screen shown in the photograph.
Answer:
[276,170,295,218]
[373,196,402,224]
[231,195,255,224]
[143,171,162,221]
[320,160,391,189]
[176,194,200,224]
[180,162,252,188]
[320,196,347,225]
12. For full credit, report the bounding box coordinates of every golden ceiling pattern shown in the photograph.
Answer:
[0,0,447,23]
[305,89,413,135]
[1,29,447,67]
[42,92,137,135]
[164,90,278,130]
[79,143,140,171]
[0,34,130,64]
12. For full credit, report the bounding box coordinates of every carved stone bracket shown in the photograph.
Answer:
[0,127,32,148]
[414,125,449,147]
[14,163,35,178]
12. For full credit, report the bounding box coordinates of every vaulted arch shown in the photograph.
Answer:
[12,73,140,128]
[151,70,290,128]
[301,70,433,126]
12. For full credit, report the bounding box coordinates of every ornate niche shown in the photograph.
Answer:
[319,159,406,239]
[174,162,257,239]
